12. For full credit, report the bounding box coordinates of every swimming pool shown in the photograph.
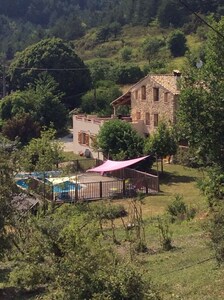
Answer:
[51,181,82,193]
[16,179,29,190]
[16,179,84,193]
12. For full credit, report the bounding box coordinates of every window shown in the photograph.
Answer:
[136,111,141,120]
[141,85,146,100]
[164,92,168,102]
[153,87,159,101]
[78,132,89,145]
[135,90,138,99]
[145,112,150,125]
[154,114,159,127]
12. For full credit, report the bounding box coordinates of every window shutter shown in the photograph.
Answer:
[85,134,90,146]
[78,132,82,144]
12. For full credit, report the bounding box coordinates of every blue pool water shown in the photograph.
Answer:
[52,181,82,193]
[16,179,82,193]
[16,179,29,189]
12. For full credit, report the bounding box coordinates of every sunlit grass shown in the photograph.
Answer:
[106,164,223,299]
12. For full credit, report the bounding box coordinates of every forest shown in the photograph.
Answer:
[0,0,223,59]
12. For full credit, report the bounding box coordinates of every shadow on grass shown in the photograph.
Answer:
[159,171,196,185]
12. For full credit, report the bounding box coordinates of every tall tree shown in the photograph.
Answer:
[144,122,177,173]
[8,38,92,109]
[80,81,122,116]
[157,0,187,28]
[21,128,64,172]
[0,73,68,143]
[168,30,188,57]
[178,17,224,168]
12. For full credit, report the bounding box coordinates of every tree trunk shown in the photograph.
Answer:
[161,158,164,173]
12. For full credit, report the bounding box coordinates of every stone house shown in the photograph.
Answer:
[72,71,180,159]
[111,71,180,137]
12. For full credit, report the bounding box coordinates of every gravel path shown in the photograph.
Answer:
[59,131,74,152]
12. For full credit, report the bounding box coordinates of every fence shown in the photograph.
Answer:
[23,158,159,202]
[110,167,159,192]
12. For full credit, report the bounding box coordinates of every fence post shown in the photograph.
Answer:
[76,160,78,172]
[157,176,160,192]
[145,178,148,194]
[123,179,126,197]
[100,181,102,198]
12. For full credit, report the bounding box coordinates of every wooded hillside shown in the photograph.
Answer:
[0,0,223,59]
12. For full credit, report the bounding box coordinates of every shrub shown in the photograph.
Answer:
[92,203,127,220]
[167,194,196,222]
[157,216,173,251]
[120,46,132,62]
[142,37,165,61]
[208,204,224,265]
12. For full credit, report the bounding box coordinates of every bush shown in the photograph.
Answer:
[120,46,132,62]
[92,203,127,220]
[174,146,203,168]
[167,194,196,222]
[208,204,224,265]
[142,37,165,61]
[157,216,173,251]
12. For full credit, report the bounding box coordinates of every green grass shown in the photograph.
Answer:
[109,164,224,299]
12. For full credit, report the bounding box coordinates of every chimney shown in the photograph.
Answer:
[173,70,181,90]
[173,70,181,77]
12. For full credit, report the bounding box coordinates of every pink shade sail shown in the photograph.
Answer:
[87,155,150,173]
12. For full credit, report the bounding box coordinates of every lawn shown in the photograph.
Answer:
[110,164,224,299]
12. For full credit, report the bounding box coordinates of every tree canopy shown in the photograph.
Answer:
[0,0,221,59]
[97,119,144,160]
[21,128,64,172]
[0,74,68,144]
[144,122,177,173]
[80,81,122,116]
[178,17,224,168]
[8,38,92,109]
[168,30,188,57]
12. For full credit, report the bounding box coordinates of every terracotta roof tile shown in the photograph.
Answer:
[151,74,180,95]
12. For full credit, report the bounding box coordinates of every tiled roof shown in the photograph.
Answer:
[151,74,180,95]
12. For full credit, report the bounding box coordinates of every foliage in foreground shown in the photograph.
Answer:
[178,17,224,169]
[8,204,159,299]
[0,137,18,257]
[199,168,224,264]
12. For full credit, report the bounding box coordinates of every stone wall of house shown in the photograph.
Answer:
[130,76,178,135]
